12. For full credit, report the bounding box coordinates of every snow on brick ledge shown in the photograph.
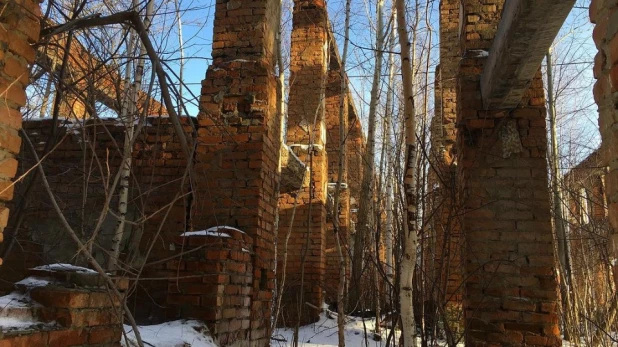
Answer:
[175,226,252,248]
[0,264,126,345]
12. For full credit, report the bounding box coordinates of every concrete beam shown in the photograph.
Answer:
[481,0,575,109]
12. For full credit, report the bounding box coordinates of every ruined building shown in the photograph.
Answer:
[0,0,616,346]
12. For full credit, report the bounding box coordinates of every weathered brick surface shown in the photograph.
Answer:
[194,1,281,344]
[591,0,618,284]
[323,37,355,308]
[0,268,123,347]
[166,228,253,346]
[457,1,561,346]
[0,0,40,265]
[2,117,193,306]
[426,0,463,335]
[277,0,329,327]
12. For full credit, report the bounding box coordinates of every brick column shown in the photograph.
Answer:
[277,0,328,326]
[0,0,40,265]
[458,1,561,345]
[426,0,463,337]
[591,0,618,286]
[195,0,281,344]
[323,45,350,305]
[166,228,254,346]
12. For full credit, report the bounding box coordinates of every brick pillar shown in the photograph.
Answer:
[426,0,463,338]
[591,0,618,285]
[277,0,328,326]
[166,228,254,346]
[458,1,561,345]
[323,45,350,306]
[195,0,281,344]
[0,0,40,265]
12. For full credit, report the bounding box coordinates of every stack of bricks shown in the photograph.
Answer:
[277,0,328,326]
[457,1,561,345]
[195,0,281,343]
[590,0,618,284]
[166,227,253,346]
[0,0,40,266]
[0,266,125,346]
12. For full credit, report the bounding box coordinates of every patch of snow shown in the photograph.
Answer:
[180,230,231,238]
[0,317,57,330]
[15,276,53,288]
[327,183,349,190]
[0,292,37,310]
[122,320,217,347]
[469,49,489,57]
[283,144,307,168]
[33,263,98,274]
[289,144,324,152]
[272,312,400,347]
[0,292,54,331]
[206,225,245,234]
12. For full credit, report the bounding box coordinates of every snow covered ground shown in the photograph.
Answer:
[119,313,589,347]
[272,313,401,347]
[122,320,217,347]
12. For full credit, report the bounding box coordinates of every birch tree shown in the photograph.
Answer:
[395,0,419,344]
[351,0,386,310]
[108,0,154,271]
[331,0,352,344]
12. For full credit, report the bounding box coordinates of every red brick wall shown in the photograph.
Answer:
[590,0,618,280]
[0,0,40,265]
[277,0,329,327]
[426,0,463,332]
[4,117,193,317]
[458,1,561,345]
[166,227,254,346]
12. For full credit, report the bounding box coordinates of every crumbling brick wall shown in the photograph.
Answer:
[0,0,40,266]
[3,118,193,315]
[590,0,618,285]
[457,1,561,345]
[277,0,329,327]
[194,0,282,343]
[166,227,254,346]
[425,0,463,336]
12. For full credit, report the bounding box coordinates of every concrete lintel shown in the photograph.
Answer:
[481,0,575,109]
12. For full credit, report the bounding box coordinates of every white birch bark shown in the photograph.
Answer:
[108,0,154,271]
[395,0,419,345]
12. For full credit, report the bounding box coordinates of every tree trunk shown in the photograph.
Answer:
[351,0,385,311]
[395,0,419,345]
[108,0,154,271]
[330,0,352,344]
